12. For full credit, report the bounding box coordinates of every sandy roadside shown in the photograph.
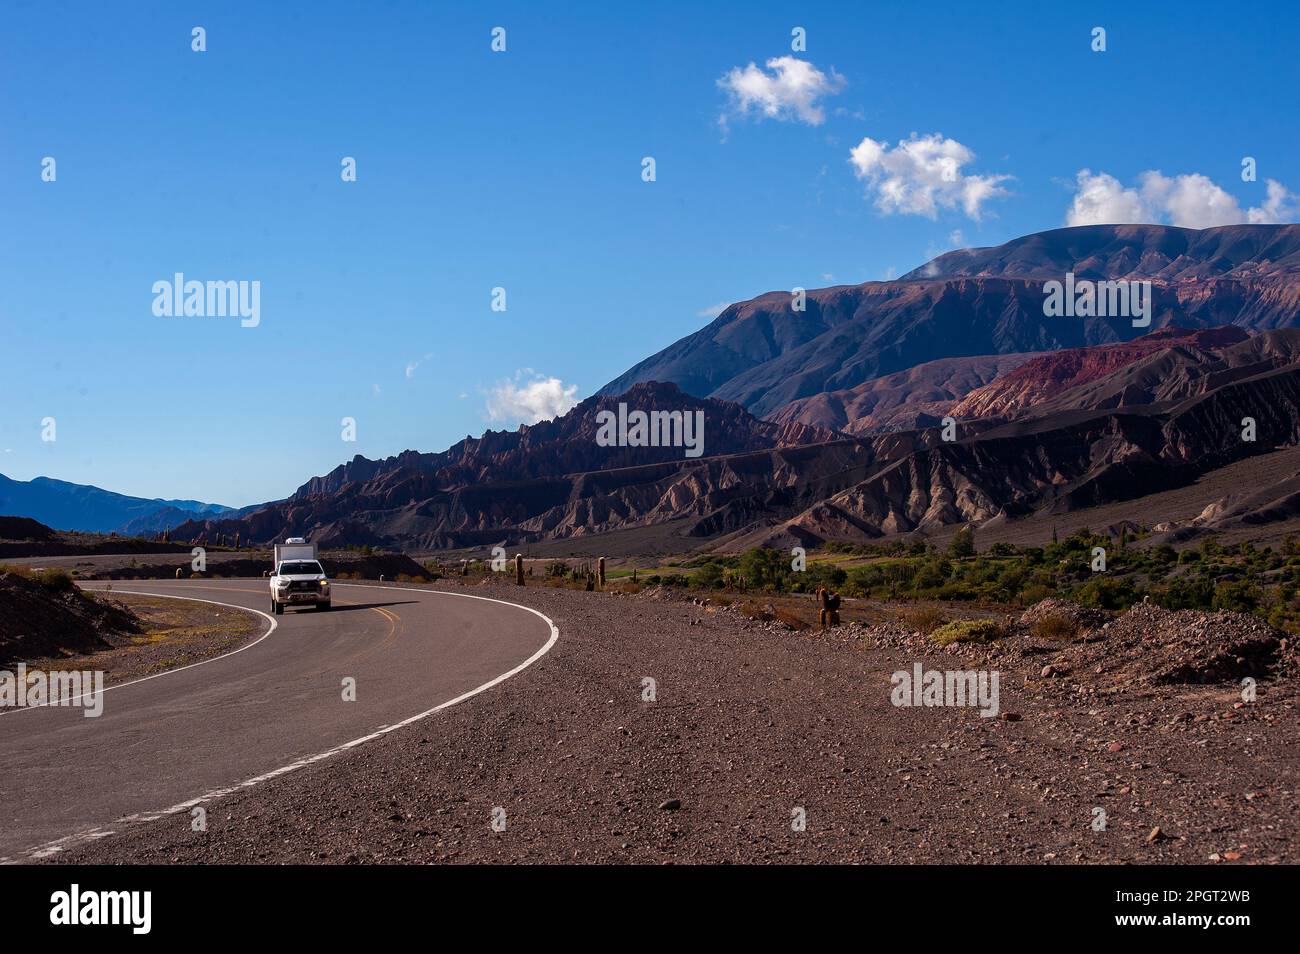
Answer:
[47,579,1298,865]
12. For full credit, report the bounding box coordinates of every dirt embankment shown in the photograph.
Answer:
[46,592,264,684]
[1,568,264,682]
[49,581,1300,866]
[0,568,139,664]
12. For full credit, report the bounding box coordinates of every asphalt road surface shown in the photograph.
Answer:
[0,579,557,861]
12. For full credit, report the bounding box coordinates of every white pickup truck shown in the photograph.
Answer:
[269,538,331,614]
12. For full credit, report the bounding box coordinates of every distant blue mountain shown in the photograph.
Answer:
[0,473,234,535]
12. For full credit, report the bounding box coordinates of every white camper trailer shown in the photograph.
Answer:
[268,537,330,614]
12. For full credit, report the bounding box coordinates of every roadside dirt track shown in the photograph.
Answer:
[49,579,1298,865]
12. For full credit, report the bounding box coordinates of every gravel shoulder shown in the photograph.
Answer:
[49,580,1299,865]
[24,591,264,686]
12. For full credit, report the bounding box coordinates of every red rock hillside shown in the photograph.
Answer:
[950,326,1250,420]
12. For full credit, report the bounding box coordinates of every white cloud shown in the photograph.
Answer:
[848,133,1012,221]
[697,301,731,319]
[718,56,845,128]
[486,370,580,425]
[1063,170,1152,226]
[1065,168,1298,228]
[1250,179,1296,224]
[1140,172,1244,230]
[372,383,381,395]
[405,352,434,379]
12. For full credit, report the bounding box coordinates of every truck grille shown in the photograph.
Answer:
[287,580,319,592]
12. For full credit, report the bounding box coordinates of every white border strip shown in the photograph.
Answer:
[0,588,277,717]
[18,582,560,860]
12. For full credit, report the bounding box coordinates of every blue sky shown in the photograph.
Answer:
[3,0,1299,506]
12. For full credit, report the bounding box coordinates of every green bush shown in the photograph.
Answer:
[738,547,788,590]
[1213,580,1261,613]
[1072,576,1138,610]
[36,567,74,592]
[948,526,976,558]
[931,618,1004,646]
[691,562,724,589]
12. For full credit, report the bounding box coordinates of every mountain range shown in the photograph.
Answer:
[0,474,233,535]
[15,223,1300,552]
[600,223,1300,417]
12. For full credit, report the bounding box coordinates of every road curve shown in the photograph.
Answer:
[0,579,557,861]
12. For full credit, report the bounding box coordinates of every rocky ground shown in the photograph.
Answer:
[50,580,1298,865]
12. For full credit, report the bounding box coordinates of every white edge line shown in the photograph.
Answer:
[17,581,560,861]
[0,587,278,717]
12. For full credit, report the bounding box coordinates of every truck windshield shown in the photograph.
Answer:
[279,561,323,576]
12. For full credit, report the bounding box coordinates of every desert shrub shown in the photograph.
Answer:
[931,618,1004,646]
[691,562,725,589]
[935,581,979,601]
[1266,601,1300,634]
[913,561,947,591]
[738,547,788,590]
[1016,583,1054,606]
[1029,613,1078,641]
[395,573,412,583]
[1213,580,1261,613]
[38,568,74,591]
[802,562,848,590]
[839,580,866,598]
[948,526,976,558]
[901,605,946,634]
[1148,577,1214,610]
[1072,577,1138,610]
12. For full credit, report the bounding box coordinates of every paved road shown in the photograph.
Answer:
[0,579,557,861]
